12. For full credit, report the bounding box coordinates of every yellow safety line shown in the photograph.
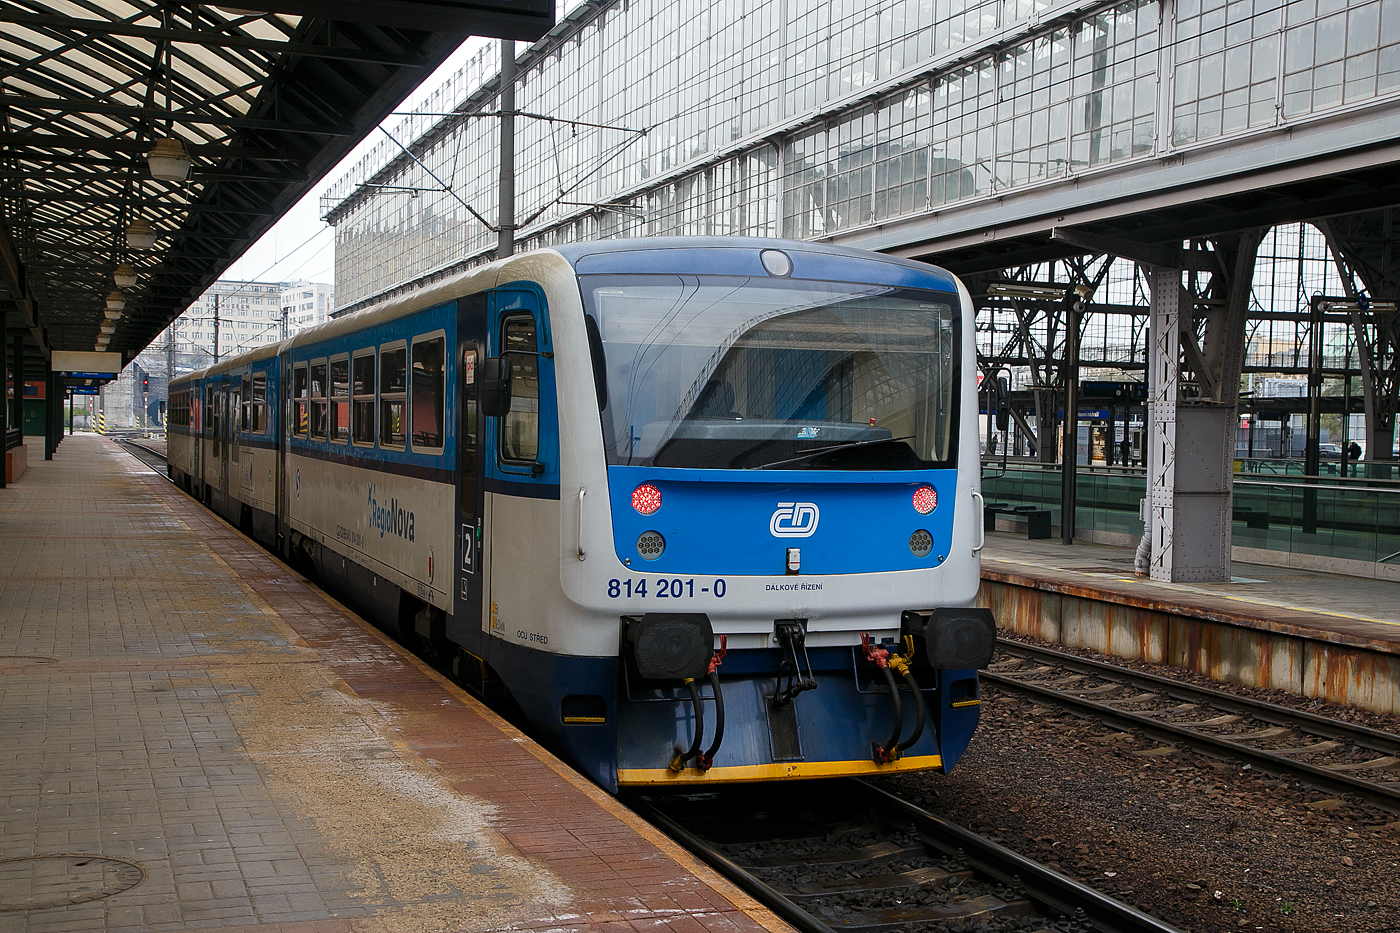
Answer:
[990,556,1400,630]
[618,754,943,786]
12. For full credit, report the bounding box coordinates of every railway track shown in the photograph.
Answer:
[113,436,170,475]
[984,639,1400,812]
[627,779,1182,933]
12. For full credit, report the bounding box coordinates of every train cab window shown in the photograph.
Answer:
[240,374,252,432]
[292,364,308,438]
[500,315,539,463]
[310,359,328,440]
[330,355,350,444]
[410,335,445,451]
[379,344,407,449]
[352,350,375,446]
[251,374,266,433]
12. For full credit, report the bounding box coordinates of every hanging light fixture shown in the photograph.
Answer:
[104,308,123,321]
[105,290,127,312]
[100,322,117,335]
[126,218,158,249]
[113,262,137,288]
[147,136,192,182]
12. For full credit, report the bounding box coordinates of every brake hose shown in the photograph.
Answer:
[698,669,725,770]
[669,678,705,772]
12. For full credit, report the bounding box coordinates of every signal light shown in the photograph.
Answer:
[632,482,662,515]
[912,485,937,515]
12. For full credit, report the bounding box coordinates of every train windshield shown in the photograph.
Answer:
[581,274,959,470]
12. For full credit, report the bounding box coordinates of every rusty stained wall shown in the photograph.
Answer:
[978,580,1400,715]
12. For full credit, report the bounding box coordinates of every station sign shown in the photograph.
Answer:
[69,387,100,396]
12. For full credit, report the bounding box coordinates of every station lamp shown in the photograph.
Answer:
[986,282,1068,300]
[105,290,126,313]
[146,136,193,182]
[125,218,158,249]
[113,263,138,288]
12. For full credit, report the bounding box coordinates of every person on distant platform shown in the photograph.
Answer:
[1347,441,1362,461]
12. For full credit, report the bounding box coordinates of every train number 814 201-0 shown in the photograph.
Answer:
[606,577,727,599]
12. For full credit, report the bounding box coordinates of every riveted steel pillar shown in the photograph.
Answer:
[1147,266,1233,582]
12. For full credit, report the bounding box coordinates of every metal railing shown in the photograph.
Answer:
[982,461,1400,565]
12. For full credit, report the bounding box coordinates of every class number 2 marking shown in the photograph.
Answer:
[606,577,726,599]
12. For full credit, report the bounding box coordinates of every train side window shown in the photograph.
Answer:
[310,359,328,441]
[410,335,445,451]
[352,350,375,446]
[292,363,308,438]
[240,374,252,432]
[205,385,215,435]
[252,373,266,433]
[330,355,350,444]
[379,343,407,449]
[500,314,539,463]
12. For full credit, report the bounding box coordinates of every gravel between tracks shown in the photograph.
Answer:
[874,637,1400,933]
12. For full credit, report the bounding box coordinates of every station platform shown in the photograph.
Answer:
[0,436,788,933]
[980,533,1400,713]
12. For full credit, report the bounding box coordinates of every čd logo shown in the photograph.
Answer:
[770,501,820,538]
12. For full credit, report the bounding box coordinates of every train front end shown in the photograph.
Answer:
[537,239,993,789]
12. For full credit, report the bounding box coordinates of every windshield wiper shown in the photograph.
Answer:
[754,435,915,470]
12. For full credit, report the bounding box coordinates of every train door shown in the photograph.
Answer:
[219,382,231,498]
[453,293,487,650]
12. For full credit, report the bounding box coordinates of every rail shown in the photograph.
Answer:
[626,780,1184,933]
[984,639,1400,813]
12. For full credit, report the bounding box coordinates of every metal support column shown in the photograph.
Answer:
[1303,295,1324,532]
[1060,302,1081,544]
[497,39,516,260]
[1146,266,1234,582]
[0,321,7,490]
[44,361,54,460]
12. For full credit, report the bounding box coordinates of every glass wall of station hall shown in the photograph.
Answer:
[324,0,1400,311]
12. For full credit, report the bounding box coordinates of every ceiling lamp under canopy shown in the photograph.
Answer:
[147,136,193,182]
[125,219,158,249]
[113,263,138,288]
[105,290,126,312]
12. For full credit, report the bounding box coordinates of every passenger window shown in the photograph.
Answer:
[252,374,266,433]
[501,315,539,463]
[330,356,350,444]
[310,359,328,440]
[410,336,445,451]
[240,374,252,432]
[205,385,214,435]
[379,344,407,449]
[352,351,375,446]
[292,364,308,438]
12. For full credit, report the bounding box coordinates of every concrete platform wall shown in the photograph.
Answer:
[979,576,1400,716]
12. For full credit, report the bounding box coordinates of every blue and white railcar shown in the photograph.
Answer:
[212,347,282,545]
[166,366,205,495]
[189,237,996,792]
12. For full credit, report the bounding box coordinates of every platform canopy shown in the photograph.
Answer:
[0,1,552,363]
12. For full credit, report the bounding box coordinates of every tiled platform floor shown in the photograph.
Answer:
[0,436,789,933]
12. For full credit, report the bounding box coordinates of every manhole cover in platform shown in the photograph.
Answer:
[0,856,146,910]
[0,657,58,669]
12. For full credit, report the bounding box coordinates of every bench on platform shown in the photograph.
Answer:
[983,502,1052,539]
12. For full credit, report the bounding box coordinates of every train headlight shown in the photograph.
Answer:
[909,529,933,558]
[637,531,666,560]
[632,482,662,515]
[912,485,937,514]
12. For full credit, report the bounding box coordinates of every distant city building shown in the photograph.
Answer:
[155,278,335,366]
[281,281,335,332]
